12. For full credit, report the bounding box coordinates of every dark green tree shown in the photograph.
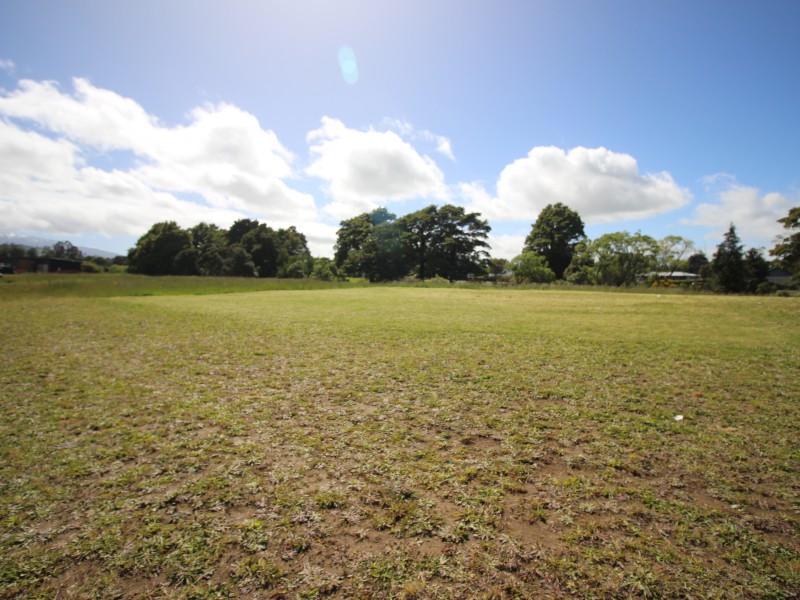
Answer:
[400,204,490,281]
[431,204,491,281]
[226,218,260,246]
[241,224,280,277]
[710,224,746,293]
[743,248,770,293]
[524,203,586,279]
[189,223,229,276]
[770,206,800,281]
[335,208,406,281]
[334,213,373,273]
[399,205,439,280]
[563,239,594,284]
[687,251,710,277]
[128,221,192,275]
[275,226,311,278]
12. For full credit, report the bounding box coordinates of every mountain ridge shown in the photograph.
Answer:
[0,233,121,258]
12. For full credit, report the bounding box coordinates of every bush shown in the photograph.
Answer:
[81,261,104,273]
[756,282,776,295]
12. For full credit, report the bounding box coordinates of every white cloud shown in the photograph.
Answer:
[307,117,449,219]
[464,146,690,224]
[0,78,156,152]
[0,77,318,238]
[0,58,15,74]
[381,117,455,161]
[683,175,794,247]
[487,234,526,260]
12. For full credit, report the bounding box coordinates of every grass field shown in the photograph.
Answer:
[1,276,799,598]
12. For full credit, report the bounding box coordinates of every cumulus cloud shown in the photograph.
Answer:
[0,77,317,239]
[682,174,794,247]
[306,117,449,219]
[464,146,691,224]
[381,117,455,161]
[487,234,526,260]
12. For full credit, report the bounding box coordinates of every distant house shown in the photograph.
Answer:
[644,271,700,282]
[767,267,794,288]
[1,257,82,274]
[650,271,700,281]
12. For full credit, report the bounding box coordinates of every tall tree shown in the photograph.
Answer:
[743,248,770,293]
[400,204,490,281]
[399,205,439,280]
[711,224,746,293]
[128,221,192,275]
[431,204,491,281]
[770,206,800,281]
[334,212,373,273]
[189,222,228,276]
[241,224,279,277]
[524,203,586,279]
[275,226,311,278]
[226,218,261,246]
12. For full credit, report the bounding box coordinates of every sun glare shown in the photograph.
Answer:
[338,45,359,85]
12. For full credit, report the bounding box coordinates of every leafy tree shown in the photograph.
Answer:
[400,204,490,281]
[311,257,339,281]
[275,226,311,277]
[486,257,509,281]
[190,223,229,276]
[564,239,595,284]
[49,240,84,260]
[710,224,746,293]
[226,218,261,246]
[128,221,192,275]
[770,206,800,281]
[509,251,556,283]
[241,224,280,277]
[524,203,586,279]
[399,205,439,280]
[687,251,710,277]
[566,231,657,286]
[335,208,405,281]
[654,236,694,276]
[0,243,30,259]
[335,213,373,273]
[743,248,770,293]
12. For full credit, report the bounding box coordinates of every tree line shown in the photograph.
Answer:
[507,202,799,293]
[28,201,798,292]
[126,220,328,279]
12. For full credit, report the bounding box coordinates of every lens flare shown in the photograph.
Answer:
[338,45,359,85]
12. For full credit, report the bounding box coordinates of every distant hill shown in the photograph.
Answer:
[0,233,121,258]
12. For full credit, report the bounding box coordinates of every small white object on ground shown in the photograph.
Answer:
[673,415,684,421]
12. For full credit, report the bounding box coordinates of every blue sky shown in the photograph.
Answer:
[1,0,798,258]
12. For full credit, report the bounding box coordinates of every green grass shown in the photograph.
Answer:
[0,272,364,297]
[1,277,798,598]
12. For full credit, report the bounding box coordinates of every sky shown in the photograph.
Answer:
[1,0,798,258]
